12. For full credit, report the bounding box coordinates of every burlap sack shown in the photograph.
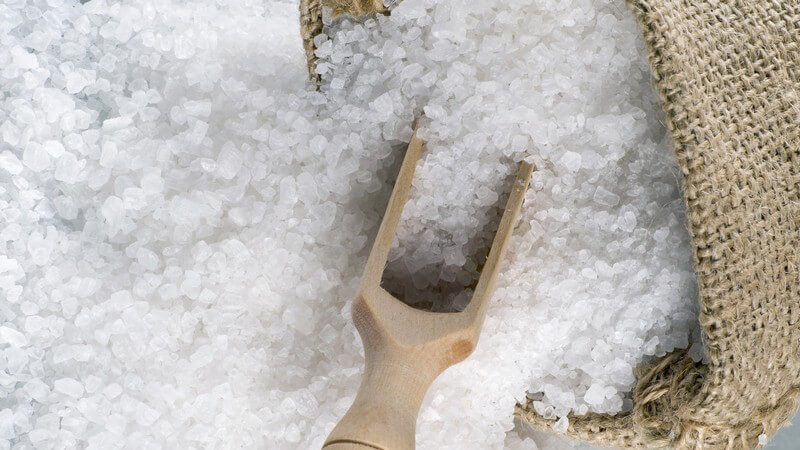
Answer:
[299,0,800,448]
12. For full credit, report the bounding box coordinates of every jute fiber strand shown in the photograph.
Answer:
[298,0,800,448]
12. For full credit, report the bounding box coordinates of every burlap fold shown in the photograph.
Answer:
[300,0,800,448]
[520,1,800,447]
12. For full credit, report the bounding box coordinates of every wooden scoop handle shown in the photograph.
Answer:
[322,338,436,450]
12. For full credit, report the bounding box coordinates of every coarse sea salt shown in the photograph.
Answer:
[0,0,698,449]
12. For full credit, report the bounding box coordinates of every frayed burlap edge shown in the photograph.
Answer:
[518,0,800,448]
[517,350,800,449]
[299,0,323,78]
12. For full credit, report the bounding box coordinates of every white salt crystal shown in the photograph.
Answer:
[99,142,118,168]
[53,196,78,220]
[283,303,314,335]
[184,100,211,117]
[28,429,52,444]
[103,384,122,400]
[136,248,160,271]
[122,187,147,210]
[27,231,54,266]
[24,378,51,402]
[113,21,133,43]
[54,153,82,183]
[0,151,23,175]
[285,423,301,443]
[0,410,13,439]
[174,35,195,59]
[560,151,582,172]
[191,241,212,262]
[170,106,187,124]
[180,271,202,299]
[99,53,117,72]
[216,143,242,179]
[42,140,65,158]
[11,45,39,69]
[54,378,84,398]
[584,383,607,405]
[0,256,22,275]
[758,433,768,446]
[580,268,598,280]
[187,120,209,144]
[65,71,89,94]
[102,116,132,131]
[619,210,638,232]
[297,172,318,203]
[653,227,669,242]
[140,170,163,194]
[101,196,125,233]
[0,326,28,347]
[22,143,51,172]
[136,402,161,426]
[552,416,569,433]
[311,202,337,228]
[593,186,621,207]
[199,157,217,173]
[370,93,395,120]
[221,239,249,256]
[279,176,298,205]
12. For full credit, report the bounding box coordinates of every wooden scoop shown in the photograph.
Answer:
[323,122,534,450]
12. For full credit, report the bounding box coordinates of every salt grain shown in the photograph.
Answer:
[560,151,582,172]
[54,378,84,398]
[22,142,51,172]
[0,151,24,175]
[593,186,621,207]
[0,326,28,347]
